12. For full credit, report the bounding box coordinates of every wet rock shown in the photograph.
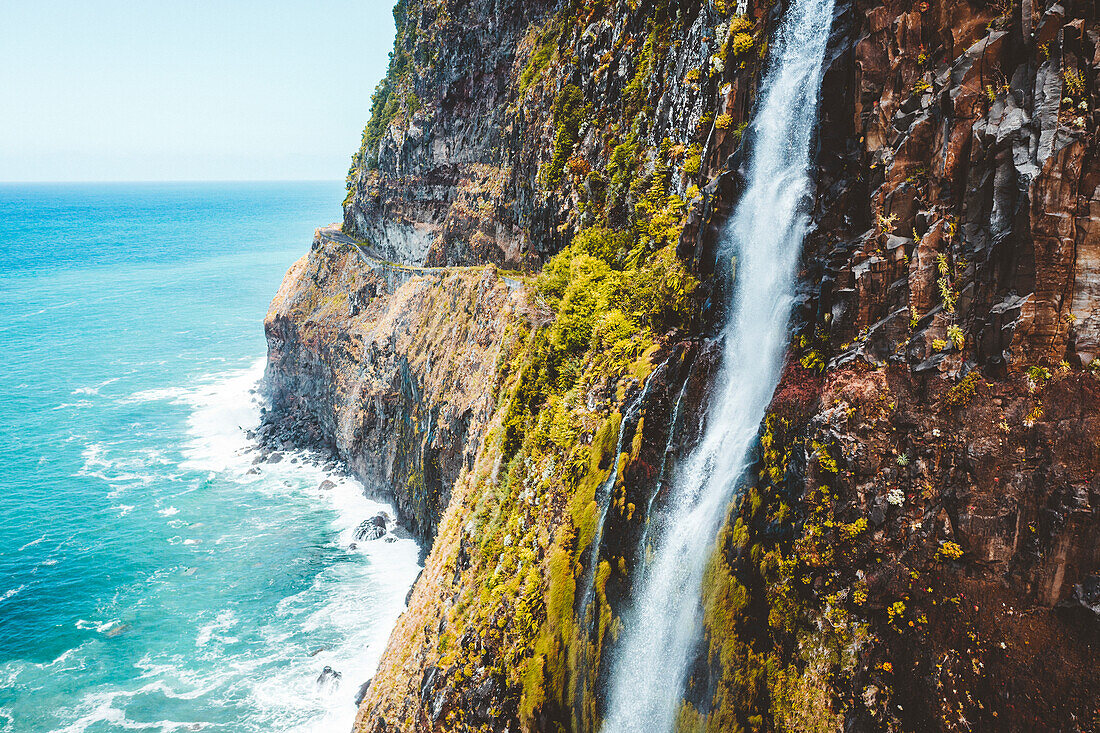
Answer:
[354,513,388,541]
[354,678,372,706]
[405,568,423,606]
[419,666,438,703]
[316,665,341,693]
[318,479,335,491]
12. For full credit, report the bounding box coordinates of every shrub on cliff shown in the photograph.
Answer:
[542,85,589,189]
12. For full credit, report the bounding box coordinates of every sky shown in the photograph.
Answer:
[0,1,396,182]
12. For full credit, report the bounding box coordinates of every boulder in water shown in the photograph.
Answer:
[316,665,342,693]
[318,479,336,491]
[104,623,129,638]
[354,513,388,541]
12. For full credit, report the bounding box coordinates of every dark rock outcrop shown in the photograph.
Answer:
[317,665,342,694]
[355,513,389,542]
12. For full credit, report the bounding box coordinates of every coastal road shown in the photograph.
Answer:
[316,225,526,290]
[317,226,453,275]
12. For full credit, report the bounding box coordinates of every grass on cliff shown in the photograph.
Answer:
[421,218,701,726]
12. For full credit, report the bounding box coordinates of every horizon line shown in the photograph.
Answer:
[0,179,345,185]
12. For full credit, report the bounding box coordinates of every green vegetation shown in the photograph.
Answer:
[936,541,964,561]
[519,21,559,95]
[944,370,982,409]
[427,130,702,724]
[1026,364,1051,390]
[680,412,863,731]
[947,324,964,350]
[542,85,590,189]
[346,0,424,176]
[341,0,803,726]
[936,253,957,312]
[731,32,755,56]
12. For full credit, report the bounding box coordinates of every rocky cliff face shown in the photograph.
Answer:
[342,0,766,267]
[264,0,1100,730]
[264,229,525,540]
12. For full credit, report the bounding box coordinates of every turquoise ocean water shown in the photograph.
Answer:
[0,183,420,732]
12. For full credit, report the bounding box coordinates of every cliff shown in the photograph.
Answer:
[264,229,526,540]
[264,0,1100,730]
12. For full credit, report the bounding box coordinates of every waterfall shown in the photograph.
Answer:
[600,0,835,728]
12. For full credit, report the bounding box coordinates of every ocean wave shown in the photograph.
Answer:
[72,377,120,396]
[195,610,239,648]
[121,386,191,405]
[17,534,47,552]
[55,690,196,733]
[133,655,241,700]
[27,357,420,733]
[53,400,94,410]
[179,360,266,473]
[78,442,162,495]
[0,585,26,605]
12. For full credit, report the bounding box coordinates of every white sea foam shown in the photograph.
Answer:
[95,619,125,634]
[55,690,195,733]
[17,534,46,552]
[132,655,238,700]
[122,386,191,405]
[195,610,240,648]
[78,443,159,490]
[179,360,266,473]
[72,377,120,396]
[0,585,26,604]
[175,361,422,732]
[26,358,421,732]
[53,400,94,410]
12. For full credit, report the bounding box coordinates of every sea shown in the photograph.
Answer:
[0,182,420,732]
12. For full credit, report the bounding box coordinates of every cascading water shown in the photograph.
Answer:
[600,0,835,729]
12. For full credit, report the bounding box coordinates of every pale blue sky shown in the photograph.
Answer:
[1,1,396,181]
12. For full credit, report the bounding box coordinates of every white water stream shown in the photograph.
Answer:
[600,0,836,728]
